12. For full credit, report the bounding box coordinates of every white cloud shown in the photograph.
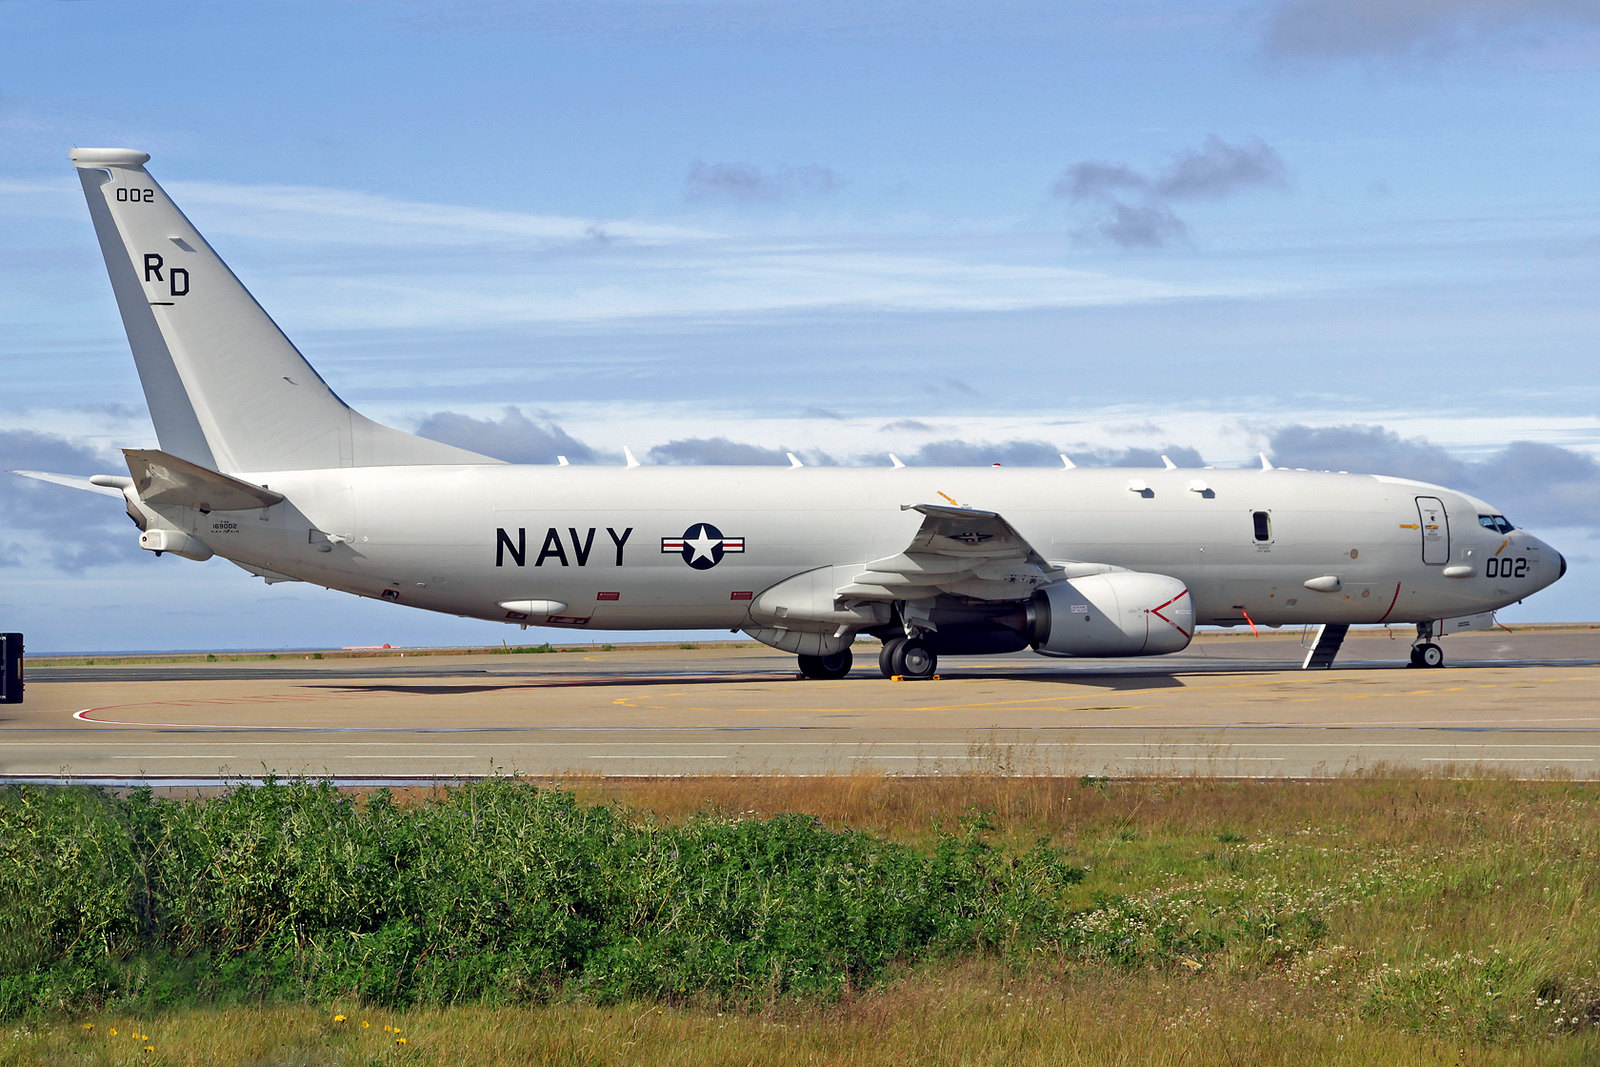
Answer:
[415,406,594,463]
[260,246,1242,331]
[167,181,713,247]
[0,179,71,197]
[86,178,1269,329]
[413,402,1600,472]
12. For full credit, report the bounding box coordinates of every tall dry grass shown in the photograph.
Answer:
[12,963,1600,1066]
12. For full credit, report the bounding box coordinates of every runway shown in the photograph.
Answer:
[5,627,1599,782]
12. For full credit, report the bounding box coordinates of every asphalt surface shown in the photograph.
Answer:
[5,627,1599,782]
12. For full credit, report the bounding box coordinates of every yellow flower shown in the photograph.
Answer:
[108,1029,118,1037]
[82,1023,95,1030]
[361,1021,370,1029]
[333,1014,347,1023]
[397,1037,408,1045]
[384,1025,393,1032]
[144,1047,156,1054]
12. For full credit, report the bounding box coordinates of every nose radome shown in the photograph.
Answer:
[1558,551,1567,581]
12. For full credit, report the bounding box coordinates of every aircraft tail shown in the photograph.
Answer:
[70,148,498,473]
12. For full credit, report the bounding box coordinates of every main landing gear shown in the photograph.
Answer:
[797,648,853,679]
[794,634,940,681]
[1408,622,1445,669]
[878,635,937,680]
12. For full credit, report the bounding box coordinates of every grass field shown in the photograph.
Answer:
[4,771,1599,1065]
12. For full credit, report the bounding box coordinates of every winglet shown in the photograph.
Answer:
[1059,454,1076,469]
[623,446,641,468]
[1259,453,1275,471]
[889,453,906,469]
[787,452,804,468]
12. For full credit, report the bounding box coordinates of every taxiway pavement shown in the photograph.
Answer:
[5,628,1598,782]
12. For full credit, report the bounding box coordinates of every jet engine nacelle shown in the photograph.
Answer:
[1027,571,1193,657]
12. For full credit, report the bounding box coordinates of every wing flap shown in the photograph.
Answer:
[840,503,1063,604]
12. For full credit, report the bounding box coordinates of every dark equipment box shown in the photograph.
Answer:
[1,633,22,704]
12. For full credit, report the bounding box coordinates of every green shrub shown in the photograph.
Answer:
[0,781,1088,1017]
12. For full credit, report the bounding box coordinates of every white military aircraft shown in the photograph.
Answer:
[19,148,1566,677]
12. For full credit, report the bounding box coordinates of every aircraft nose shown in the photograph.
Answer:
[1558,551,1567,581]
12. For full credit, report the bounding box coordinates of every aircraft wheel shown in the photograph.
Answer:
[1408,647,1423,668]
[894,638,937,680]
[1417,642,1444,668]
[879,637,905,678]
[798,648,852,680]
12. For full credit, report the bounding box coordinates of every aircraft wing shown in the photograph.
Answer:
[836,503,1064,603]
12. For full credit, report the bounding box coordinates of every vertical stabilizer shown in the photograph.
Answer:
[70,148,498,473]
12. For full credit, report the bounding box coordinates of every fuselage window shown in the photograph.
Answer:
[1478,514,1514,534]
[1252,511,1271,542]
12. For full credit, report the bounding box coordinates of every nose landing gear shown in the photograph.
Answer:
[1409,642,1444,668]
[1408,623,1445,668]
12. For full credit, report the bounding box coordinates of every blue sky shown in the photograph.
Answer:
[3,0,1598,651]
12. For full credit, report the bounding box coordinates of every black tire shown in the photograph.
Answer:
[894,638,937,680]
[1418,642,1444,668]
[798,648,852,679]
[1408,647,1424,668]
[879,637,905,678]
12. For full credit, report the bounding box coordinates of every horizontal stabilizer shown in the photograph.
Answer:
[9,470,127,498]
[123,449,284,512]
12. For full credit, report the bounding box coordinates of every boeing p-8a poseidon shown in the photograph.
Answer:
[20,148,1566,677]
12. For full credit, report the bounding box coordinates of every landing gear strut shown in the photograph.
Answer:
[878,635,937,680]
[797,647,852,679]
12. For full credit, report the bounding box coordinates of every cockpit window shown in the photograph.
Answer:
[1478,514,1514,534]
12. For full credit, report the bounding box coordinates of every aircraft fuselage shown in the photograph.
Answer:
[170,463,1559,633]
